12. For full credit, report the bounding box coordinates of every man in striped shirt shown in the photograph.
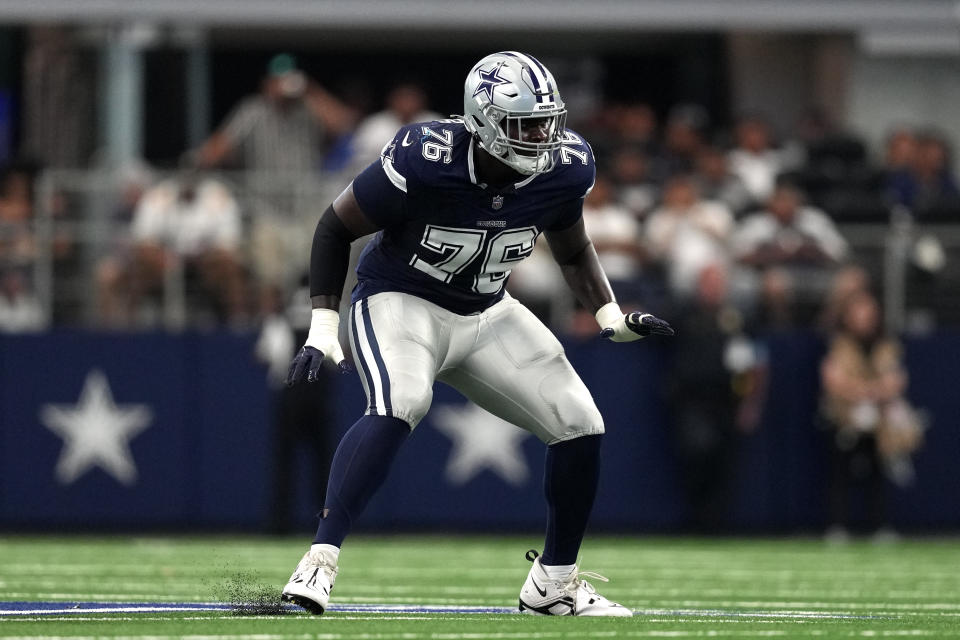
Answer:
[195,54,355,288]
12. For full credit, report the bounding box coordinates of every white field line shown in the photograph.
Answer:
[0,630,946,639]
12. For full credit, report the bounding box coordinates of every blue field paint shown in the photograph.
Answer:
[0,601,516,616]
[0,602,235,615]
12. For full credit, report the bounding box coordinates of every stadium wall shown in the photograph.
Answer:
[1,331,958,533]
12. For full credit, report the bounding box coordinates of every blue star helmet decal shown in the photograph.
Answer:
[472,63,509,102]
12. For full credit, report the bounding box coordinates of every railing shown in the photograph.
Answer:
[837,211,960,333]
[24,169,960,333]
[32,169,347,329]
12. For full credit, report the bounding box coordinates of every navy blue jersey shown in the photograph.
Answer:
[351,118,596,314]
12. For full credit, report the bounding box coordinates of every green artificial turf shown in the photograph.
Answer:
[2,534,960,637]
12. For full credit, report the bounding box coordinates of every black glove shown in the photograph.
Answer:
[285,346,352,386]
[625,312,676,337]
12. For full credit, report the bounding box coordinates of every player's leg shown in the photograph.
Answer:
[440,297,630,616]
[282,293,440,614]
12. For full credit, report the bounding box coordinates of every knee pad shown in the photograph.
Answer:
[538,364,605,443]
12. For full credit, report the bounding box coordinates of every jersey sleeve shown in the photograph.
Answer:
[544,131,596,231]
[351,124,430,228]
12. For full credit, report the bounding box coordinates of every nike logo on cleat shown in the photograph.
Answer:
[531,577,548,597]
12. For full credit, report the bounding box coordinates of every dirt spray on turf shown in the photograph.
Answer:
[211,570,289,616]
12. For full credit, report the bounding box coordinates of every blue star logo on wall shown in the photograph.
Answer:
[473,64,509,102]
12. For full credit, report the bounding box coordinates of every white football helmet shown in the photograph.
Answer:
[463,51,567,175]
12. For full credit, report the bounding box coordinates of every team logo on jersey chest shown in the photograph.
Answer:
[492,195,504,210]
[476,219,506,227]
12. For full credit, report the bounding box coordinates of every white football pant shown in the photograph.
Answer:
[348,292,604,444]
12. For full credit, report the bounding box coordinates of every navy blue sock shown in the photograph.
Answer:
[313,415,411,547]
[541,434,602,566]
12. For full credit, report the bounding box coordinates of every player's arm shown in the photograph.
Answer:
[545,218,612,313]
[286,184,382,384]
[545,218,674,341]
[194,100,255,168]
[304,80,357,137]
[194,131,233,169]
[310,185,381,312]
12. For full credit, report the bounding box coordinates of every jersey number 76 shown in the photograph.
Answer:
[409,225,538,295]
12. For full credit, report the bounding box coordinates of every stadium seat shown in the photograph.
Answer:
[914,198,960,223]
[822,188,892,224]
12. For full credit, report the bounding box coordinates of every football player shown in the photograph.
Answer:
[281,51,674,617]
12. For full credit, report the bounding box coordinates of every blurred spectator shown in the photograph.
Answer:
[786,106,862,170]
[792,106,835,150]
[21,26,96,168]
[610,147,659,218]
[112,161,155,225]
[195,54,355,291]
[0,269,45,332]
[728,114,794,203]
[882,127,917,176]
[348,82,441,171]
[645,175,734,300]
[818,263,872,333]
[581,172,645,305]
[195,54,355,174]
[615,103,659,154]
[820,289,925,540]
[254,278,335,533]
[667,263,766,532]
[97,171,247,326]
[658,103,709,178]
[731,181,848,327]
[885,130,960,210]
[587,102,659,161]
[0,161,51,332]
[0,163,36,271]
[3,160,83,324]
[693,146,754,216]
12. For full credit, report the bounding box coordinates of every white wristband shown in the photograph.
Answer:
[306,308,340,347]
[594,302,624,330]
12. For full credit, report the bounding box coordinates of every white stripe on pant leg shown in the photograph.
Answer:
[348,305,372,405]
[353,302,387,416]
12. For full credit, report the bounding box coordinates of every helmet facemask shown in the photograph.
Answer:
[485,104,567,175]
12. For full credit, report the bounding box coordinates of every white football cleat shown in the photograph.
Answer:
[281,546,339,614]
[518,549,633,617]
